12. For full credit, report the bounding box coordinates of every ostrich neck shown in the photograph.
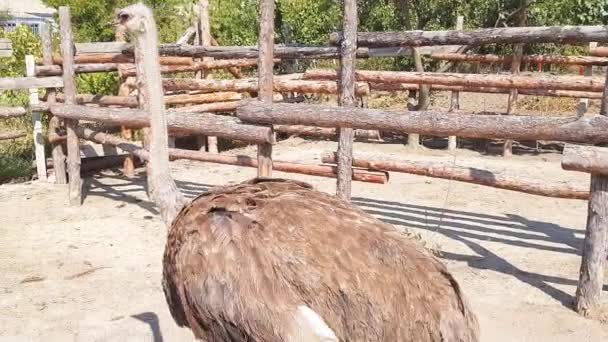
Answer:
[134,17,186,226]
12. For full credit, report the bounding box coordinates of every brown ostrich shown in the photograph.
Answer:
[115,3,480,341]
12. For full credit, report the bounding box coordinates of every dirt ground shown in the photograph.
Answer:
[1,136,607,342]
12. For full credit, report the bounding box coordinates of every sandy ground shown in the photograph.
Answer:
[1,136,607,342]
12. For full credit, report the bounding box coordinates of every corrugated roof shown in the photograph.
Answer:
[0,0,56,16]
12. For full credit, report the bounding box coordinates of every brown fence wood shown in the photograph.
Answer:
[50,104,274,144]
[237,100,608,143]
[304,69,605,92]
[330,26,608,47]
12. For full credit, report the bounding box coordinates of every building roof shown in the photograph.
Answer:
[0,0,56,17]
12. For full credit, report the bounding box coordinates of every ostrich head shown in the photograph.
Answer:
[113,3,153,37]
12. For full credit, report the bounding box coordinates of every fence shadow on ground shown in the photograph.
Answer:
[351,196,608,307]
[81,172,604,307]
[82,172,215,215]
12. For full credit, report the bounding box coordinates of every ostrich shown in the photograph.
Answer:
[115,3,480,341]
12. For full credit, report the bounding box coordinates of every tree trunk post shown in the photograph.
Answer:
[256,0,275,177]
[115,25,135,178]
[575,64,608,317]
[578,42,598,117]
[40,23,68,184]
[335,0,358,201]
[503,2,528,157]
[25,55,47,182]
[195,0,218,153]
[447,16,464,151]
[59,7,81,205]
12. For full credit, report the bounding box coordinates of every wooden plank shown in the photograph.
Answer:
[0,77,63,90]
[430,52,608,66]
[330,25,608,47]
[59,6,82,206]
[256,0,275,177]
[335,0,358,201]
[26,55,47,181]
[237,100,608,143]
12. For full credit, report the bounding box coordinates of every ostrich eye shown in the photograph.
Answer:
[119,12,130,22]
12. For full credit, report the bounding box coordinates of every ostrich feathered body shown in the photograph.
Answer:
[162,178,479,341]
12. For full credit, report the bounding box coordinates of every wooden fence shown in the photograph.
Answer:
[3,1,608,320]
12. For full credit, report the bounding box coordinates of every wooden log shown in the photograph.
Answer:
[76,126,386,183]
[575,58,608,315]
[162,78,370,96]
[368,82,604,98]
[117,58,271,77]
[52,53,193,65]
[0,77,63,90]
[304,69,606,92]
[578,42,598,117]
[589,46,608,57]
[236,100,608,143]
[447,16,464,151]
[26,55,47,181]
[36,63,120,76]
[41,22,67,184]
[177,26,196,45]
[575,176,608,316]
[505,6,528,158]
[430,52,608,66]
[321,152,587,200]
[59,7,82,206]
[0,106,26,117]
[0,131,27,140]
[165,91,241,105]
[49,104,274,144]
[334,0,358,200]
[256,0,275,177]
[562,144,608,176]
[329,26,608,47]
[274,125,382,140]
[114,24,135,178]
[172,101,240,113]
[70,41,459,59]
[53,92,241,108]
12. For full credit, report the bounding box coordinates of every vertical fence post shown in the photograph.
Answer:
[503,3,528,157]
[25,55,47,181]
[336,0,357,201]
[115,25,135,177]
[256,0,274,177]
[577,42,597,117]
[59,7,81,205]
[41,23,67,184]
[196,0,218,153]
[575,67,608,317]
[447,15,464,151]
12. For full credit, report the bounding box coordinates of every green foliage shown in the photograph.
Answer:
[210,0,259,45]
[0,26,41,183]
[42,0,194,43]
[277,0,341,45]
